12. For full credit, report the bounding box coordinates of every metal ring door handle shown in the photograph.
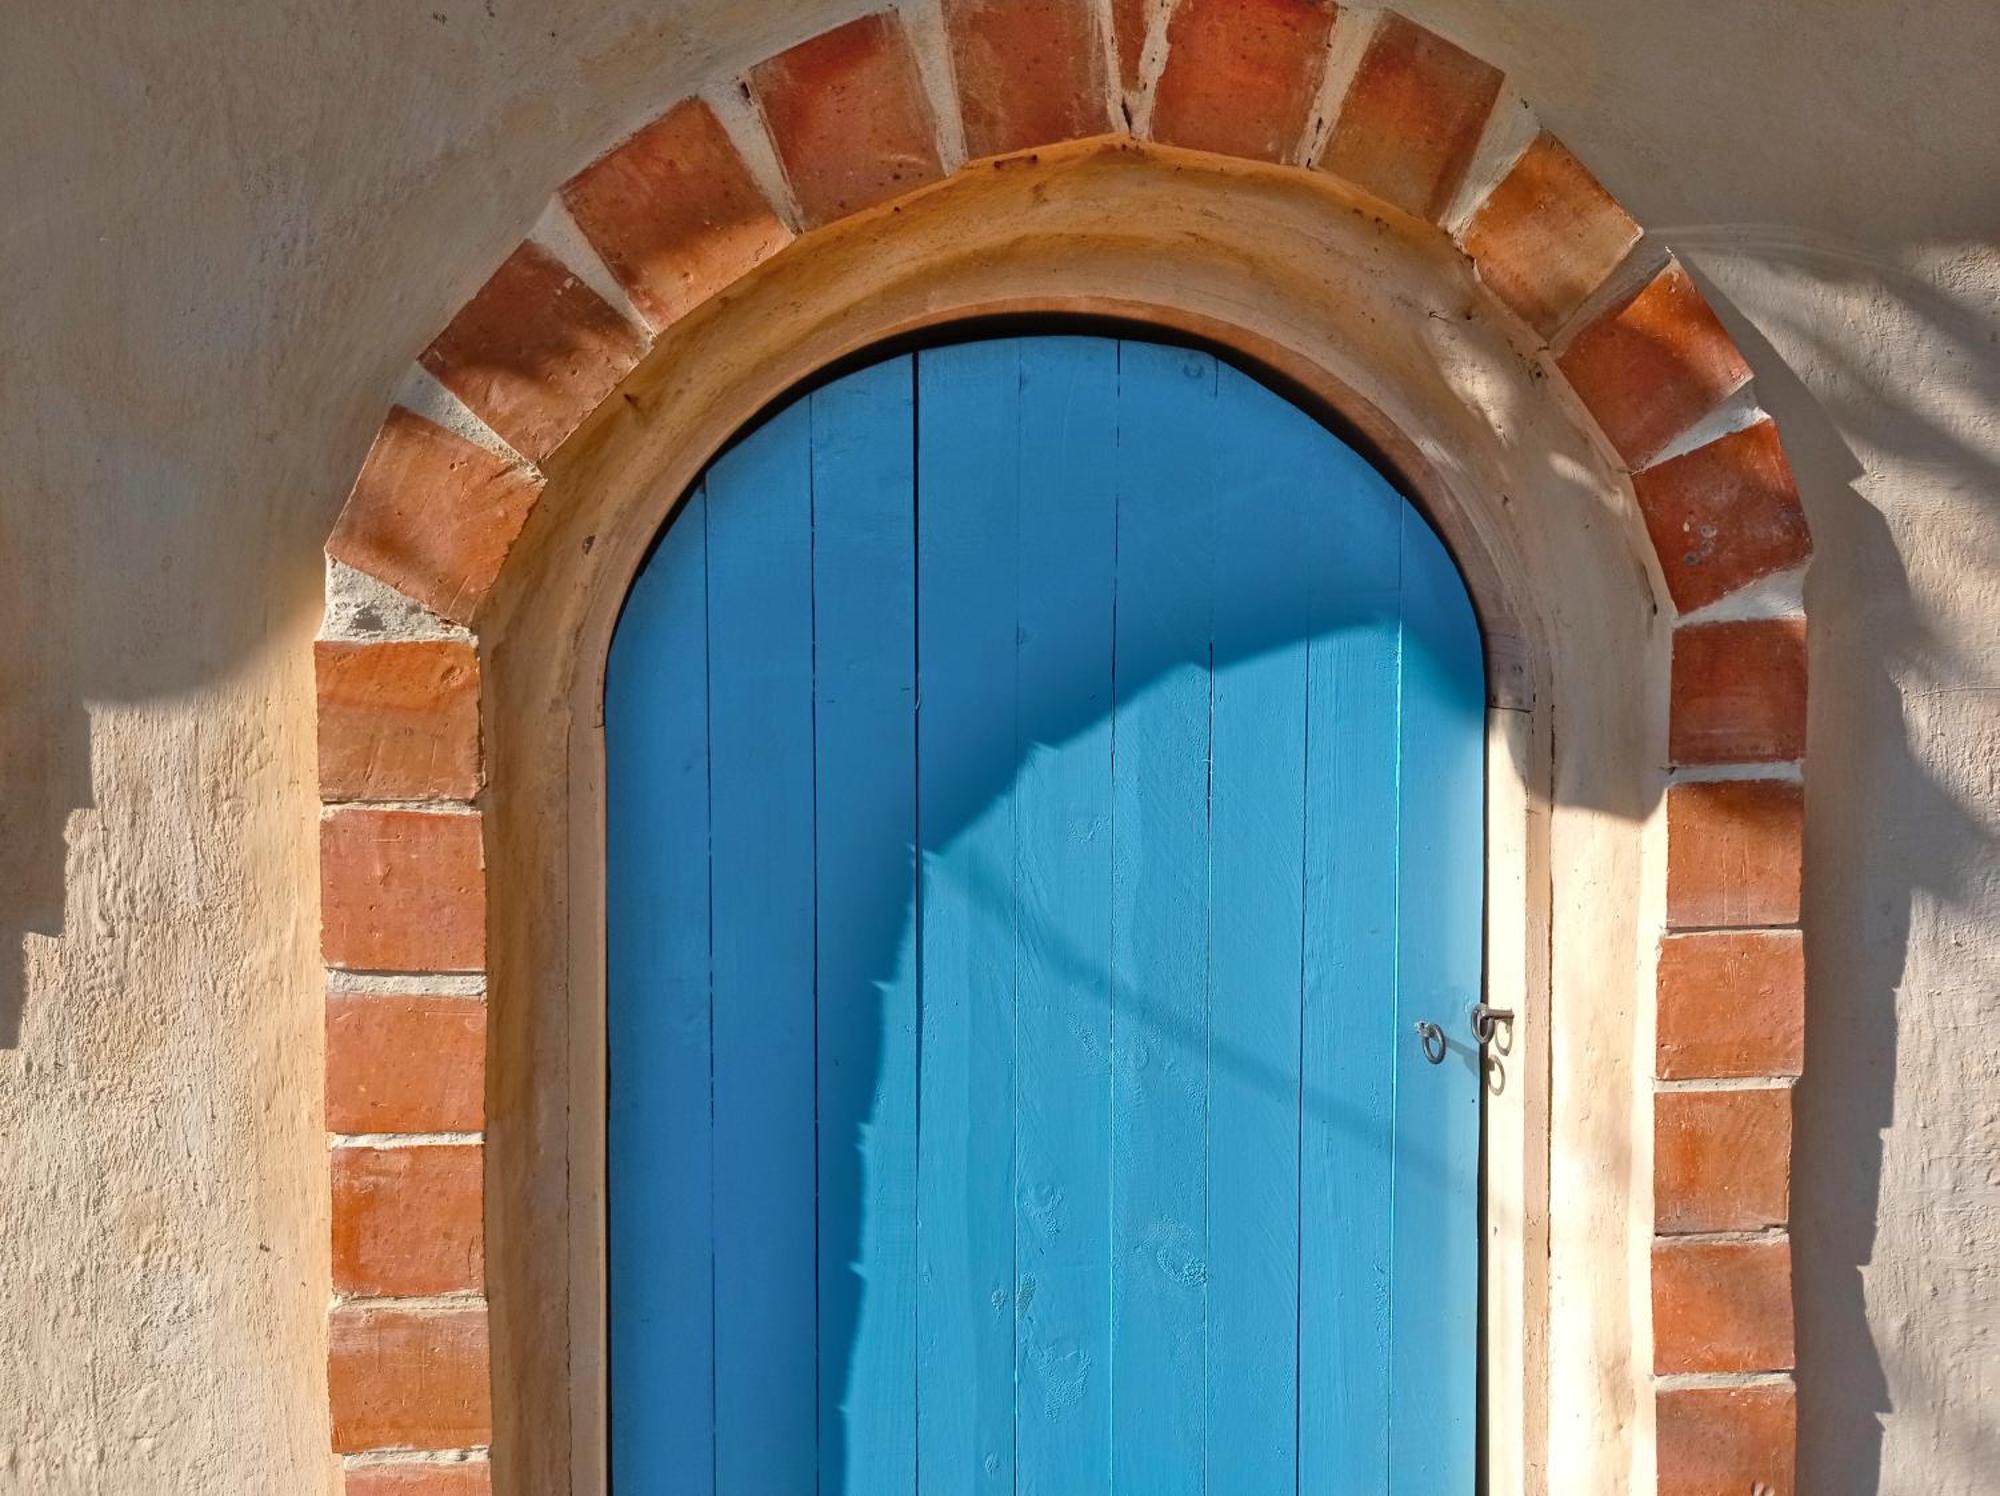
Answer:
[1415,1020,1447,1064]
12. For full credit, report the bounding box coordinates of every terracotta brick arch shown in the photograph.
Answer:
[315,5,1810,1492]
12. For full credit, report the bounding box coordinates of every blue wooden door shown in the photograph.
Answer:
[606,335,1485,1494]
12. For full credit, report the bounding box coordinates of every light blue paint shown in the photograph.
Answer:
[606,335,1485,1494]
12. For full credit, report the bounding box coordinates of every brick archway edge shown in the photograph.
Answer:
[314,5,1810,1492]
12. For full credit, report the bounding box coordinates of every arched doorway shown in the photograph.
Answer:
[604,334,1486,1491]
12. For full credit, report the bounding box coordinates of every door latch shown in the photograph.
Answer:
[1470,1004,1515,1046]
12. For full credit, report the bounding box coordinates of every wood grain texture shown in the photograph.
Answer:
[604,334,1484,1493]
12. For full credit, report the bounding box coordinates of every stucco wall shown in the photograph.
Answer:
[0,2,1991,1492]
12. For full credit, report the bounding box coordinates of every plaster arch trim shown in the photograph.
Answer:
[313,8,1811,1495]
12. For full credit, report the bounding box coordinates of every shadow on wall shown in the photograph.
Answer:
[1683,246,1999,1494]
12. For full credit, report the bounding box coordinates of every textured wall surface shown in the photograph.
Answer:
[0,2,1992,1492]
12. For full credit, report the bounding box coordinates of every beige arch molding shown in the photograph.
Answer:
[313,7,1811,1495]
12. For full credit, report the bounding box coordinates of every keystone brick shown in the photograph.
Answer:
[945,0,1114,158]
[1151,0,1341,163]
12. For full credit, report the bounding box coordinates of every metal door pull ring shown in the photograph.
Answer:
[1416,1021,1447,1064]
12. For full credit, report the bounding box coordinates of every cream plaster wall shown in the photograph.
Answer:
[0,2,1991,1492]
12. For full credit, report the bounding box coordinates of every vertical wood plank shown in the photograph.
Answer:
[811,357,920,1495]
[1201,365,1315,1493]
[915,340,1021,1495]
[1012,336,1118,1490]
[1298,442,1406,1496]
[1108,341,1217,1496]
[606,485,715,1492]
[705,402,820,1494]
[1387,503,1486,1490]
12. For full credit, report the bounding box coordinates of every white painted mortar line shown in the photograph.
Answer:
[1666,760,1805,785]
[1654,1076,1797,1093]
[704,79,803,234]
[1676,563,1808,628]
[331,1132,484,1148]
[320,556,473,645]
[527,195,652,337]
[1299,5,1382,167]
[319,799,480,819]
[1442,83,1539,240]
[1653,1371,1795,1392]
[1127,0,1181,137]
[343,1448,492,1469]
[326,970,488,997]
[1655,1227,1790,1246]
[391,363,524,467]
[901,0,970,171]
[1089,0,1122,133]
[333,1291,489,1312]
[1548,232,1672,355]
[1646,383,1769,469]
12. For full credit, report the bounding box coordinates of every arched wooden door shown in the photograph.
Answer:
[605,335,1486,1494]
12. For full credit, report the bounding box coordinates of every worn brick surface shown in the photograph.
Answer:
[316,640,481,804]
[328,1304,492,1453]
[1653,1237,1795,1374]
[1558,261,1753,467]
[1151,0,1340,163]
[327,992,486,1135]
[321,808,486,973]
[1657,1381,1796,1496]
[563,98,792,333]
[1670,618,1808,766]
[946,0,1113,158]
[751,14,944,228]
[1667,777,1804,929]
[1655,1086,1792,1233]
[329,409,545,627]
[1657,929,1805,1080]
[333,1145,485,1297]
[419,241,646,465]
[1318,11,1502,223]
[1634,418,1811,614]
[345,1465,492,1496]
[1459,131,1639,337]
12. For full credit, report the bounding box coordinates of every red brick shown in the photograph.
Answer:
[945,0,1114,158]
[345,1465,492,1496]
[419,241,646,466]
[751,14,945,229]
[1112,0,1149,98]
[562,98,793,333]
[1655,1086,1792,1233]
[1151,0,1341,163]
[1667,778,1804,929]
[328,1304,492,1453]
[1634,419,1811,614]
[322,808,486,973]
[316,640,481,804]
[333,1145,484,1298]
[1653,1237,1794,1374]
[1459,131,1640,338]
[1670,619,1808,766]
[1558,261,1753,467]
[328,408,544,627]
[1318,11,1502,223]
[327,993,486,1135]
[1657,930,1804,1080]
[1657,1380,1796,1496]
